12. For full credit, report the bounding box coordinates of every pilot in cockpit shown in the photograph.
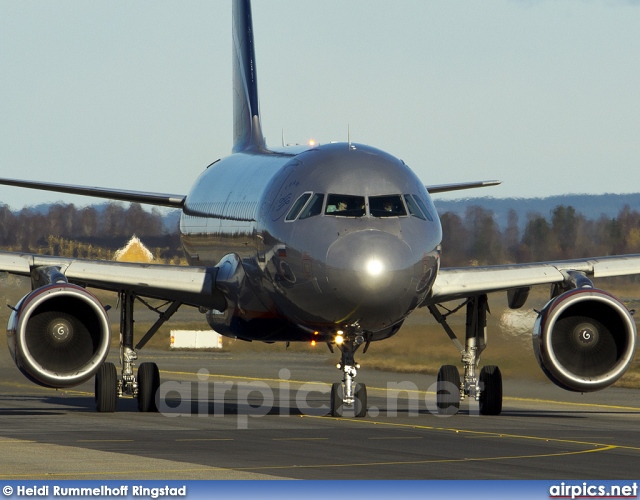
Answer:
[327,201,347,213]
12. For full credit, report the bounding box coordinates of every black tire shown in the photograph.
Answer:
[479,365,502,416]
[436,364,460,415]
[330,382,343,417]
[137,362,160,412]
[354,383,367,418]
[95,362,117,413]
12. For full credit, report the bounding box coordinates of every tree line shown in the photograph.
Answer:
[0,202,183,263]
[440,204,640,267]
[2,201,640,267]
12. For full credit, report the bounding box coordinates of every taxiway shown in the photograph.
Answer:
[1,348,639,480]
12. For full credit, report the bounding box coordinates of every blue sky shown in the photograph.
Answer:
[1,1,639,210]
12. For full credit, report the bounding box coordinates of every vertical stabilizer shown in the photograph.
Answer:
[232,0,266,153]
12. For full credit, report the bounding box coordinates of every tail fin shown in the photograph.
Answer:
[232,0,266,153]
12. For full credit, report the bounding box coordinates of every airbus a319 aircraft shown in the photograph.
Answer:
[1,0,640,417]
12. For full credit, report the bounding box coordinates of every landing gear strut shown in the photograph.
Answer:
[94,291,181,412]
[330,332,368,418]
[429,294,502,415]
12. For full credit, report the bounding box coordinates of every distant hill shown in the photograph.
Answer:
[433,193,640,230]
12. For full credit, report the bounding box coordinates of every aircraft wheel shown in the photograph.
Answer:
[330,382,343,417]
[137,362,160,412]
[354,383,367,418]
[95,362,117,413]
[436,364,460,415]
[479,365,502,416]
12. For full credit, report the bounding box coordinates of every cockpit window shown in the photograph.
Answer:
[412,195,434,221]
[298,193,324,220]
[403,194,426,220]
[369,195,407,217]
[285,192,312,221]
[325,194,365,217]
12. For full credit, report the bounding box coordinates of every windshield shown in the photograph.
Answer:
[325,194,365,217]
[285,192,312,221]
[298,193,325,220]
[369,195,407,217]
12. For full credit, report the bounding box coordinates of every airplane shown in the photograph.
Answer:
[1,0,639,417]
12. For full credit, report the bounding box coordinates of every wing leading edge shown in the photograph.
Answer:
[426,180,501,194]
[426,254,640,305]
[0,177,186,208]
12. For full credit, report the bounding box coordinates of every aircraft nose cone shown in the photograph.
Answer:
[326,230,417,326]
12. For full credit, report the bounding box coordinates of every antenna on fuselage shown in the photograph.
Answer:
[347,125,356,150]
[282,129,285,147]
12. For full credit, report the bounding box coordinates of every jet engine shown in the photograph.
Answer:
[533,288,636,392]
[7,284,111,388]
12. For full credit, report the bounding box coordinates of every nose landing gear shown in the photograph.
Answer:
[330,333,368,417]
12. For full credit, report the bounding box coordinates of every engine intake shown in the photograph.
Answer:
[533,288,636,392]
[7,284,111,388]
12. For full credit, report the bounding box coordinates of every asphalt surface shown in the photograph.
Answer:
[1,347,639,480]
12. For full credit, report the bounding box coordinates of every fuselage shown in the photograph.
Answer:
[180,142,442,343]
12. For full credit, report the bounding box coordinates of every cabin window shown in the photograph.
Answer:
[412,195,434,221]
[403,194,426,220]
[325,194,365,217]
[285,192,312,221]
[298,193,325,220]
[369,195,407,217]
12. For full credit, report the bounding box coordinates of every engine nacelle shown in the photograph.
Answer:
[7,284,111,388]
[533,288,636,392]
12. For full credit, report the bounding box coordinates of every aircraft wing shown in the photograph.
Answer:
[425,180,501,194]
[425,254,640,305]
[0,177,186,208]
[0,252,224,310]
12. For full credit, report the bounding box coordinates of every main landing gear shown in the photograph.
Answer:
[94,291,181,413]
[330,331,368,418]
[429,294,503,416]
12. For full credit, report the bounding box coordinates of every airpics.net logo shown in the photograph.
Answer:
[155,368,468,428]
[549,482,638,499]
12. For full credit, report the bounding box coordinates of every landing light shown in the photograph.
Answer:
[311,340,316,347]
[335,333,344,345]
[366,259,384,276]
